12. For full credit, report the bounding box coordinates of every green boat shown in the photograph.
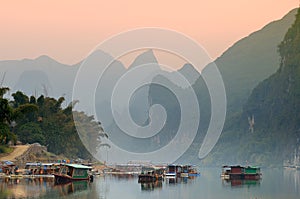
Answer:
[221,165,261,180]
[54,164,93,184]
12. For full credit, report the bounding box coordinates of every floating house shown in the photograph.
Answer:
[165,164,182,177]
[54,164,92,184]
[138,166,164,183]
[221,165,261,180]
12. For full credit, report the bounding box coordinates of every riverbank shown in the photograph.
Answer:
[0,143,68,167]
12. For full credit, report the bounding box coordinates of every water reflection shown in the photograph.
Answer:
[140,181,163,191]
[53,181,92,197]
[0,177,93,199]
[165,177,196,185]
[0,169,300,199]
[108,173,137,181]
[283,168,300,195]
[0,177,54,198]
[222,179,261,187]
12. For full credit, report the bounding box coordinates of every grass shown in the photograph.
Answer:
[0,145,13,154]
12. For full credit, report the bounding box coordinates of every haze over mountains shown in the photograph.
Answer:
[205,8,300,167]
[0,8,298,165]
[1,9,296,107]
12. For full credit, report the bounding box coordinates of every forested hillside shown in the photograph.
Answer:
[203,8,300,167]
[0,87,105,159]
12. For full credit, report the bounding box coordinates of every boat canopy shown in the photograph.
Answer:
[65,164,92,169]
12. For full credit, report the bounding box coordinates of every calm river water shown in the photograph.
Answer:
[0,168,299,199]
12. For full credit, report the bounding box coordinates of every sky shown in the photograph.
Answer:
[0,0,298,67]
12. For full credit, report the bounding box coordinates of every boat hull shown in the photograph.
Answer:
[54,174,90,184]
[189,173,200,177]
[180,173,189,178]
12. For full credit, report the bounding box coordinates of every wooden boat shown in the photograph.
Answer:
[105,163,142,175]
[53,164,93,184]
[221,165,261,180]
[180,165,200,177]
[188,166,200,177]
[138,166,164,183]
[24,162,59,175]
[165,164,182,177]
[181,165,190,177]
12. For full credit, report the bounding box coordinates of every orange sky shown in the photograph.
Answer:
[0,0,298,66]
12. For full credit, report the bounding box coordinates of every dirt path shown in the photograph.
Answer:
[0,145,30,161]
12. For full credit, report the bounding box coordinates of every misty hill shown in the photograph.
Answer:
[0,55,77,102]
[177,63,200,85]
[0,51,127,111]
[211,8,298,114]
[154,8,299,164]
[1,6,296,112]
[128,50,158,69]
[202,8,300,167]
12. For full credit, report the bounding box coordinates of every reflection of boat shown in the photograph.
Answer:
[53,164,92,184]
[222,179,261,187]
[221,165,261,180]
[54,181,91,196]
[140,181,163,191]
[165,177,183,184]
[0,176,54,198]
[138,166,164,183]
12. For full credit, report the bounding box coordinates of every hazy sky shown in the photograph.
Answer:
[0,0,298,66]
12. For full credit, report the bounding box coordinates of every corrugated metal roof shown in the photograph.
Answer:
[65,164,92,169]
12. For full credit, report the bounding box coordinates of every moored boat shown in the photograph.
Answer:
[188,166,200,177]
[181,165,190,177]
[221,165,261,180]
[138,166,164,183]
[53,164,93,184]
[165,164,182,177]
[24,162,59,175]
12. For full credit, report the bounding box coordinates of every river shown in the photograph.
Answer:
[0,168,299,199]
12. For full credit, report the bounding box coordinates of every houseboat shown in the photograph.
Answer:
[24,162,58,177]
[138,166,164,183]
[106,163,142,175]
[188,166,200,177]
[180,165,200,177]
[221,165,261,180]
[53,164,93,184]
[165,164,182,177]
[181,165,190,177]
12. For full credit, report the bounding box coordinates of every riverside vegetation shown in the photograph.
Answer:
[0,88,105,159]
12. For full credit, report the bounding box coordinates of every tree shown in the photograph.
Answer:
[17,122,45,145]
[0,87,16,144]
[12,91,29,108]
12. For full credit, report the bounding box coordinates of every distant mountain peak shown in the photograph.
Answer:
[177,63,200,85]
[128,49,158,69]
[178,63,198,74]
[34,55,63,65]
